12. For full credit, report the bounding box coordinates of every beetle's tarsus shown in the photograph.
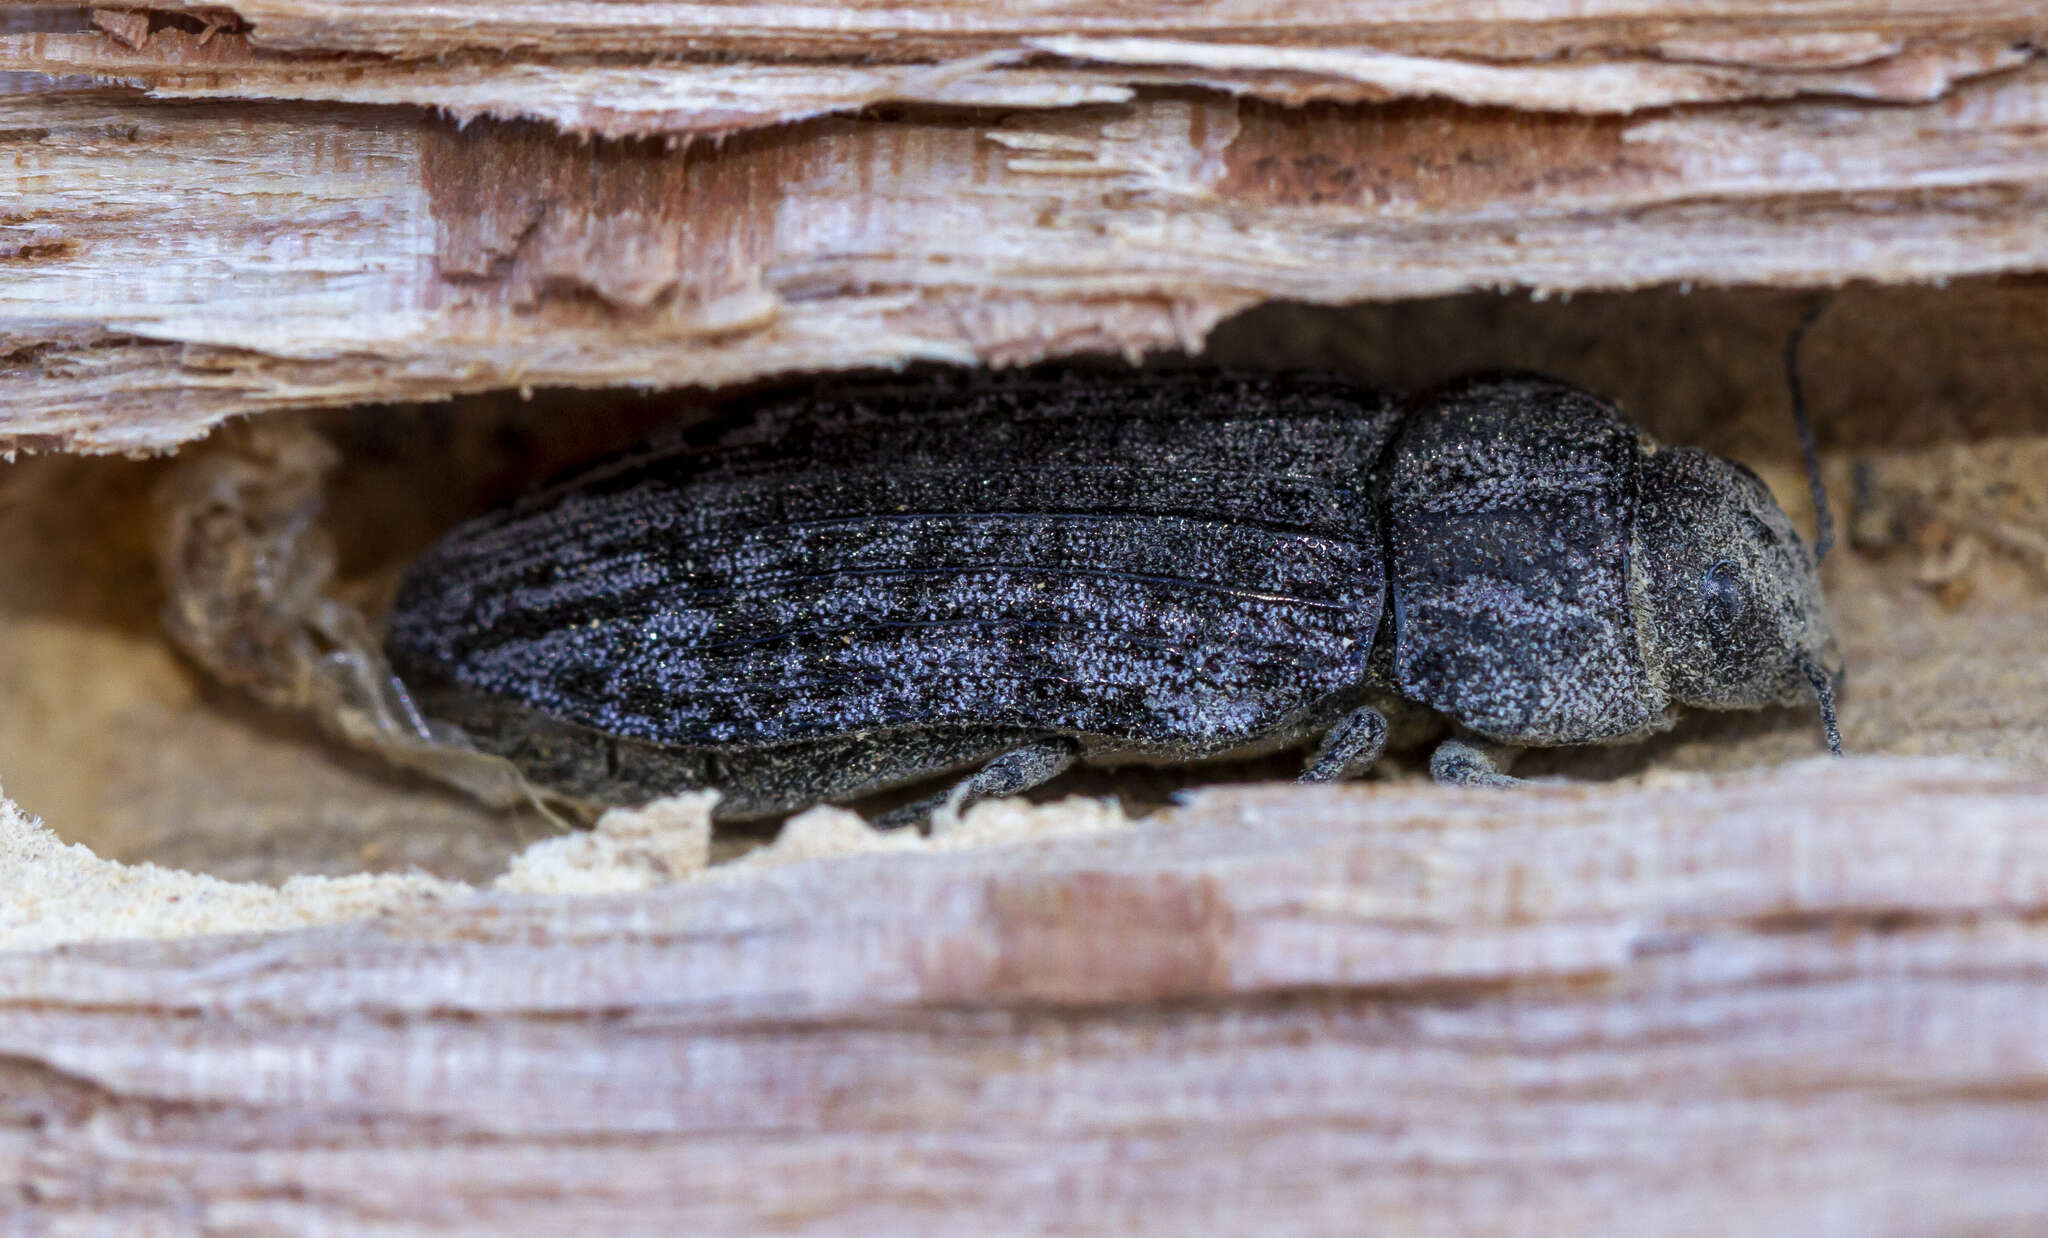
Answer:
[1301,706,1390,782]
[1429,738,1524,787]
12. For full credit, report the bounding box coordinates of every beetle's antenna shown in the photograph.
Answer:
[1787,299,1835,562]
[1800,656,1844,757]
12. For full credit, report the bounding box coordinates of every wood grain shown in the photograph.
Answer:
[11,65,2048,451]
[4,760,2047,1232]
[17,0,2048,62]
[4,8,2047,1230]
[0,25,2032,137]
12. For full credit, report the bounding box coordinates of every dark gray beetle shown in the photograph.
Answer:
[384,369,1843,823]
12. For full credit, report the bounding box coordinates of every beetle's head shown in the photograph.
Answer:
[1635,446,1843,754]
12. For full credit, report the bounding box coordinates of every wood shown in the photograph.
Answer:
[4,761,2048,1231]
[16,0,2048,63]
[5,6,2048,1230]
[11,64,2048,451]
[0,24,2033,136]
[3,3,2048,451]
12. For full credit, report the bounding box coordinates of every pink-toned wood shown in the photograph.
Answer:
[0,25,2031,135]
[14,0,2046,61]
[2,9,2045,1231]
[4,761,2046,1232]
[9,63,2048,452]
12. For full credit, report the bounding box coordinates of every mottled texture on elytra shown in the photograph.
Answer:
[1385,377,1661,745]
[387,371,1399,794]
[386,367,1842,818]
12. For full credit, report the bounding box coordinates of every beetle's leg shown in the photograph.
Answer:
[1300,706,1389,782]
[1428,738,1525,787]
[874,738,1081,832]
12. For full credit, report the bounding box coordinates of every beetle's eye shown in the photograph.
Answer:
[1703,560,1745,624]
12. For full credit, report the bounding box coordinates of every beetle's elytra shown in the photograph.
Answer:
[384,369,1843,822]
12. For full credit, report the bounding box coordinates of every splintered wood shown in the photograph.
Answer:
[3,762,2047,1231]
[1,0,2047,450]
[1,23,2034,133]
[6,4,2048,1231]
[3,0,2043,114]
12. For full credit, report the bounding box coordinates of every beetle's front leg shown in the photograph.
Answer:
[1429,737,1525,787]
[1300,706,1389,782]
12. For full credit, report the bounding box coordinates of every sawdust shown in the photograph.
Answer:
[720,793,1134,873]
[1849,436,2048,605]
[495,791,714,893]
[0,779,1142,948]
[0,788,466,950]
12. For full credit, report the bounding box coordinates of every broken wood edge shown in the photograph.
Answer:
[13,67,2048,452]
[35,0,2048,63]
[1,26,2037,136]
[3,757,2038,973]
[6,755,2047,1234]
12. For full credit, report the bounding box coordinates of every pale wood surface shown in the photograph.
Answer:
[16,0,2046,61]
[11,66,2048,451]
[0,24,2031,137]
[5,761,2048,1233]
[4,8,2048,1229]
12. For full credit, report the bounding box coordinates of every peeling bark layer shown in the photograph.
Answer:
[9,0,2046,64]
[0,24,2037,136]
[10,66,2048,451]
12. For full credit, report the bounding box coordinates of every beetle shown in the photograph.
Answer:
[382,367,1843,824]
